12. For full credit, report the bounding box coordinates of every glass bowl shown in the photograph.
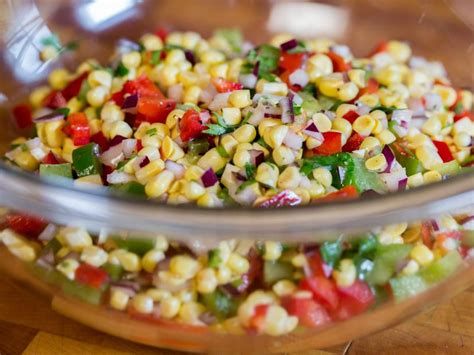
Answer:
[0,0,473,353]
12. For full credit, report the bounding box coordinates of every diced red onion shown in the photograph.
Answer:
[355,103,371,116]
[239,73,257,89]
[233,171,247,182]
[33,111,66,123]
[283,129,304,149]
[252,61,260,76]
[122,139,137,158]
[391,109,412,124]
[408,97,425,117]
[116,38,141,53]
[380,169,407,192]
[291,92,303,105]
[167,84,183,102]
[110,135,126,147]
[201,168,218,187]
[199,110,211,124]
[330,44,352,59]
[423,93,443,111]
[280,97,293,124]
[139,156,150,168]
[324,110,336,120]
[165,160,185,179]
[38,224,57,242]
[430,219,440,231]
[264,113,282,118]
[100,144,124,168]
[280,39,298,51]
[208,92,231,111]
[231,185,259,206]
[248,105,265,125]
[107,171,135,184]
[184,50,196,65]
[199,84,217,105]
[248,149,264,166]
[303,123,324,140]
[392,125,408,138]
[111,280,140,293]
[121,94,138,114]
[381,145,395,173]
[289,69,309,87]
[398,177,408,190]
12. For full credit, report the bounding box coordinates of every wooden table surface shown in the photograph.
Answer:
[0,272,472,355]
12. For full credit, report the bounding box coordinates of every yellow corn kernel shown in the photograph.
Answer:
[165,49,185,65]
[227,58,243,82]
[272,280,297,297]
[229,90,252,108]
[272,146,296,166]
[80,246,108,267]
[332,118,353,137]
[184,165,205,181]
[460,90,473,111]
[209,63,229,79]
[365,153,388,172]
[132,293,154,314]
[40,45,59,61]
[376,65,403,86]
[108,288,130,312]
[183,180,206,200]
[122,51,142,69]
[348,69,366,88]
[161,136,185,161]
[263,305,298,336]
[108,120,133,139]
[165,109,185,130]
[179,302,206,324]
[86,86,109,107]
[160,296,181,319]
[181,31,201,50]
[177,71,198,88]
[401,259,420,276]
[200,49,225,64]
[312,167,333,188]
[421,116,442,136]
[306,137,322,150]
[263,241,282,261]
[146,288,171,302]
[48,68,69,90]
[262,82,289,96]
[222,107,242,126]
[317,73,344,97]
[166,32,183,46]
[415,145,443,170]
[138,147,160,161]
[117,251,142,272]
[264,125,289,149]
[453,132,471,148]
[140,33,163,51]
[407,172,424,188]
[257,118,280,137]
[308,180,325,198]
[29,86,50,108]
[13,150,38,171]
[141,249,165,273]
[135,159,165,184]
[278,166,302,190]
[358,94,380,107]
[75,174,103,187]
[216,266,232,284]
[455,148,470,163]
[290,254,307,268]
[170,255,201,279]
[43,120,66,148]
[376,129,396,145]
[60,226,92,252]
[255,163,279,188]
[56,259,80,280]
[227,253,250,275]
[338,82,359,101]
[453,117,474,136]
[88,70,112,89]
[197,192,222,207]
[145,169,175,198]
[333,259,357,287]
[307,54,333,82]
[197,268,218,294]
[198,148,228,172]
[100,102,124,122]
[0,229,37,262]
[353,115,376,136]
[334,104,356,118]
[432,85,457,107]
[360,136,381,151]
[410,244,434,267]
[311,112,332,132]
[255,78,268,93]
[270,33,294,47]
[183,85,202,105]
[423,170,442,184]
[387,40,411,62]
[158,65,180,87]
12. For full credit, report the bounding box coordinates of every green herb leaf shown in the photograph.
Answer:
[286,40,307,54]
[56,107,71,117]
[208,249,222,268]
[115,61,129,77]
[204,113,239,136]
[41,33,79,54]
[245,162,256,179]
[150,50,162,65]
[320,238,343,267]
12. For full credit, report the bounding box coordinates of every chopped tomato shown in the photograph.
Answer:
[75,263,109,289]
[282,297,331,328]
[12,103,33,129]
[211,77,243,93]
[333,280,375,320]
[342,132,364,152]
[180,109,206,142]
[368,40,388,57]
[111,90,125,107]
[42,152,60,164]
[300,276,340,311]
[279,70,302,92]
[136,96,176,124]
[357,78,380,98]
[248,304,269,331]
[326,51,351,72]
[90,131,110,152]
[63,112,90,146]
[61,72,88,101]
[319,186,359,202]
[237,248,263,293]
[279,52,305,72]
[432,140,454,162]
[342,110,359,124]
[5,213,47,238]
[154,26,169,42]
[42,90,67,109]
[420,222,434,249]
[136,139,143,152]
[307,131,342,156]
[305,250,331,278]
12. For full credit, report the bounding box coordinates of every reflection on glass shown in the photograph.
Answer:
[75,0,139,32]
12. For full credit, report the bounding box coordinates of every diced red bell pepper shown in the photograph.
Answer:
[432,140,454,162]
[111,90,125,107]
[279,52,305,72]
[180,109,206,142]
[307,131,342,156]
[75,263,109,289]
[318,185,359,202]
[333,280,375,320]
[154,26,169,42]
[63,112,90,146]
[300,276,340,311]
[136,96,176,124]
[305,250,331,278]
[61,71,89,101]
[281,297,331,328]
[368,40,388,57]
[342,132,364,152]
[211,77,243,93]
[326,51,351,72]
[136,139,143,152]
[90,131,110,152]
[42,152,60,164]
[257,190,302,208]
[42,90,67,109]
[357,78,380,99]
[420,222,434,249]
[342,110,359,124]
[5,213,47,238]
[248,304,269,331]
[237,248,263,293]
[12,103,33,129]
[279,69,302,92]
[454,111,474,122]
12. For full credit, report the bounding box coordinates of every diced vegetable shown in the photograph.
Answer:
[200,288,238,321]
[367,244,412,285]
[72,143,102,177]
[111,236,155,256]
[39,163,73,179]
[263,260,294,285]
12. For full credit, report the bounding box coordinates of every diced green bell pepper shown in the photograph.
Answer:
[72,143,101,177]
[390,143,423,176]
[208,249,222,268]
[102,262,124,282]
[111,236,155,256]
[299,92,322,116]
[418,251,463,284]
[367,244,412,285]
[263,260,294,285]
[60,275,105,305]
[41,238,62,255]
[111,181,146,197]
[200,288,238,321]
[432,160,461,177]
[39,163,73,179]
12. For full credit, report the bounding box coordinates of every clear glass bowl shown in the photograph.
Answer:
[0,0,473,353]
